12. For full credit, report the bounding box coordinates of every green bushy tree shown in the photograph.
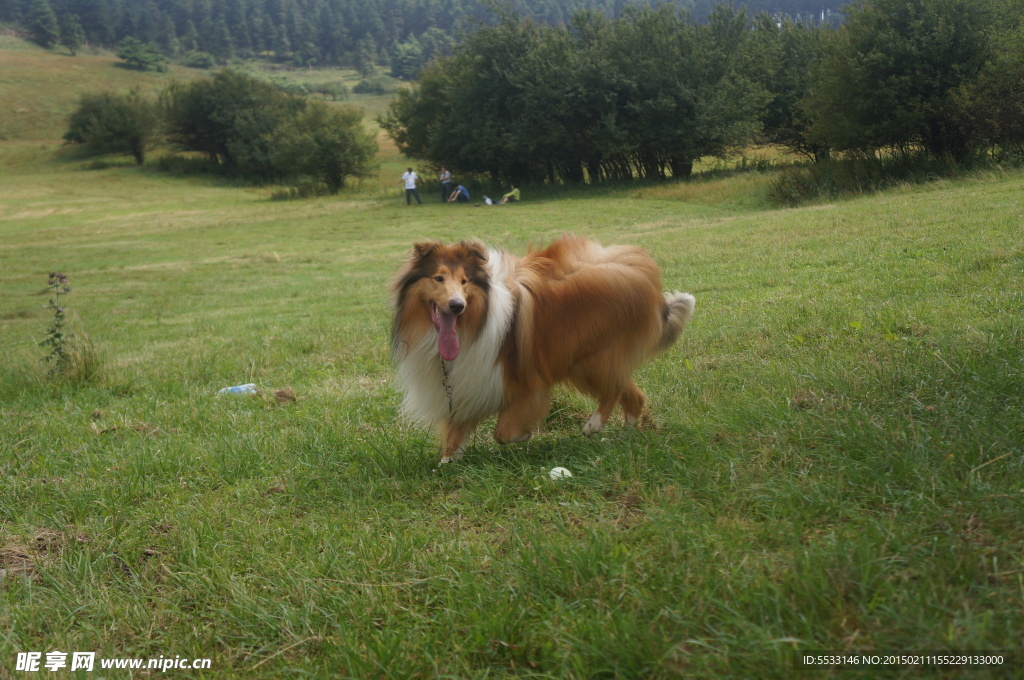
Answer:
[161,70,303,176]
[161,70,375,189]
[381,5,766,184]
[950,6,1024,155]
[753,15,828,161]
[269,101,378,193]
[63,89,156,164]
[803,0,997,160]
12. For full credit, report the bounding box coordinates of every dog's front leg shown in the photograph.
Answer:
[439,420,477,464]
[494,387,551,444]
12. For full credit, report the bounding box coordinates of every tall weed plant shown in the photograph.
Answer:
[38,272,100,382]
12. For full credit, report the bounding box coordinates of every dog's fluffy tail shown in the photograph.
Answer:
[657,292,696,353]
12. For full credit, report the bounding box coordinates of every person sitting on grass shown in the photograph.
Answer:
[447,184,470,203]
[498,184,520,204]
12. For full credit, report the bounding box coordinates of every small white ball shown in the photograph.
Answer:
[549,467,572,481]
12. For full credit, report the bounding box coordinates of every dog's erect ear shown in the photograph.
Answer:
[463,240,488,263]
[412,242,439,260]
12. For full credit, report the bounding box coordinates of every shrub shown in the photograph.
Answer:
[263,75,310,96]
[311,82,349,101]
[766,165,821,206]
[182,51,216,69]
[353,76,393,95]
[766,153,982,206]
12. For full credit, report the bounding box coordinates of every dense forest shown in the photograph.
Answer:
[1,0,842,69]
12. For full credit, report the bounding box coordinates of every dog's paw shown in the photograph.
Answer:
[625,412,655,428]
[582,413,605,436]
[506,431,534,443]
[438,449,465,466]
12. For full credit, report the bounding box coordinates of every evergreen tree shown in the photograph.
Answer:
[77,0,115,46]
[225,0,250,49]
[59,12,86,55]
[115,36,168,71]
[273,24,291,58]
[390,36,423,79]
[199,17,233,58]
[292,17,318,65]
[181,20,200,53]
[355,35,377,76]
[418,27,455,63]
[0,0,16,23]
[258,13,277,54]
[157,13,179,55]
[25,0,60,48]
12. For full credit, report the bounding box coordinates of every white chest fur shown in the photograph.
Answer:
[396,250,516,427]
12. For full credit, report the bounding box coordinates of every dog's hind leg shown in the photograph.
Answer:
[582,395,619,436]
[619,381,651,427]
[570,360,627,436]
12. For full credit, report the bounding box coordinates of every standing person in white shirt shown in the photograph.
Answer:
[401,168,422,205]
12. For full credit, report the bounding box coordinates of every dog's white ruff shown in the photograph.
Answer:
[397,249,516,428]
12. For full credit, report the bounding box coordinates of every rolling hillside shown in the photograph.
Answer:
[0,35,393,142]
[0,36,195,140]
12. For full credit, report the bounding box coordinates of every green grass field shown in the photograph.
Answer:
[1,39,1023,679]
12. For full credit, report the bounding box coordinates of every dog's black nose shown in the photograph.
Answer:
[448,300,465,314]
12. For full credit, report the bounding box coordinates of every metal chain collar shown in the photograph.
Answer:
[439,356,454,414]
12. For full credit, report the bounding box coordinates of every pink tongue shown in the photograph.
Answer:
[437,312,460,361]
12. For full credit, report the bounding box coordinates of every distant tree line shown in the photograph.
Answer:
[63,70,378,193]
[382,0,1024,184]
[2,0,842,74]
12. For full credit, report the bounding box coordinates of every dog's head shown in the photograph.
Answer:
[392,240,490,361]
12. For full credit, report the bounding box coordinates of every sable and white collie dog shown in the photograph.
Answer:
[391,235,695,464]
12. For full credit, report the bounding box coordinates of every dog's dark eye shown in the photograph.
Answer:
[433,276,444,282]
[461,279,467,285]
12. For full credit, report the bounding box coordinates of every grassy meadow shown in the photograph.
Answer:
[2,39,1024,679]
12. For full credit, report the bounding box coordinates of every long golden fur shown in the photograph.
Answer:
[392,235,695,464]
